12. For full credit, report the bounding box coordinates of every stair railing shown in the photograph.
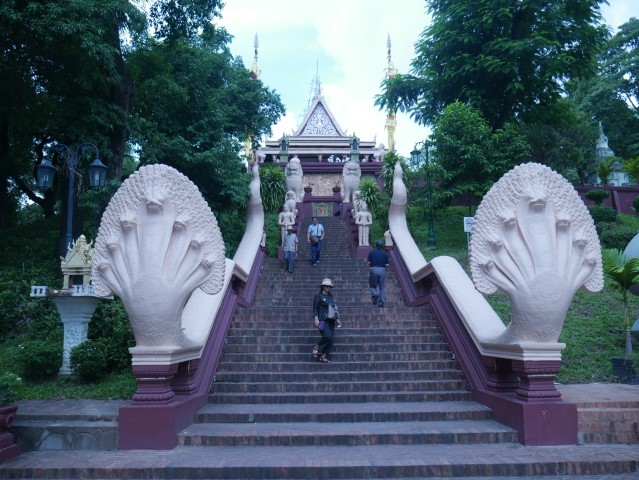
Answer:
[387,161,592,446]
[106,164,267,449]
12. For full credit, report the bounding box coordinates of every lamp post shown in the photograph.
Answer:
[36,143,107,249]
[410,141,437,249]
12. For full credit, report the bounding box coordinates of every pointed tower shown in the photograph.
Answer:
[384,34,398,152]
[245,33,260,163]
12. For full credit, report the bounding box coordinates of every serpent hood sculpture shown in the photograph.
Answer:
[91,164,226,348]
[469,163,603,344]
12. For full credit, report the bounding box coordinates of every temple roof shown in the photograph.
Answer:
[294,95,345,137]
[257,93,385,164]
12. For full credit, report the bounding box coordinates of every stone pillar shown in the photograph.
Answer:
[52,296,100,374]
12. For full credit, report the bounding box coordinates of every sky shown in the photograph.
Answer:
[217,0,639,158]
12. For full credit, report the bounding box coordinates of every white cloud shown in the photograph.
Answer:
[219,0,638,157]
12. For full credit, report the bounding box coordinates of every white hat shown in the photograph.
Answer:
[286,225,293,230]
[320,278,334,287]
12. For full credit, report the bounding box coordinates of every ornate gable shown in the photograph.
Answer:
[295,96,345,137]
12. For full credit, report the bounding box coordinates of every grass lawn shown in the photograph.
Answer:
[1,204,637,401]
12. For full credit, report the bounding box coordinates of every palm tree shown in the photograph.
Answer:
[602,248,639,356]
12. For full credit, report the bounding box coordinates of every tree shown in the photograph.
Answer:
[376,0,608,129]
[0,0,144,233]
[127,35,284,213]
[520,99,599,184]
[568,75,639,161]
[602,248,639,356]
[602,18,639,115]
[430,102,529,213]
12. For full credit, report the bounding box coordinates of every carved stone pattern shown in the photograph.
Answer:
[305,174,342,196]
[61,321,90,373]
[300,105,339,136]
[92,164,226,297]
[470,163,603,294]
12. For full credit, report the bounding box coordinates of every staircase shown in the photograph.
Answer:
[2,216,638,478]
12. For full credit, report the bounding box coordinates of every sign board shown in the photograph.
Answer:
[463,217,475,233]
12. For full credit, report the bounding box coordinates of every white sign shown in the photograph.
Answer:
[463,217,475,233]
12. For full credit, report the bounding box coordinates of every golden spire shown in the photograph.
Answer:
[384,34,398,152]
[246,33,260,162]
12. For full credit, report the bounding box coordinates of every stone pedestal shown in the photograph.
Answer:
[52,296,100,374]
[0,405,20,463]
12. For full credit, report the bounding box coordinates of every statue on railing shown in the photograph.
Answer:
[285,156,303,201]
[469,163,603,343]
[91,164,226,348]
[278,204,296,245]
[355,201,372,246]
[342,158,361,204]
[285,190,298,219]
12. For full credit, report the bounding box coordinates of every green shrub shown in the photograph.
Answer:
[0,377,17,405]
[600,224,637,250]
[259,164,287,213]
[70,340,108,382]
[16,339,62,382]
[588,205,618,225]
[88,300,134,372]
[595,221,617,237]
[633,196,639,215]
[585,189,610,205]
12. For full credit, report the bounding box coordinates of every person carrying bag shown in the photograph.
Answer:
[312,278,341,363]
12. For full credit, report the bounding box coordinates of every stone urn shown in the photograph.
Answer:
[304,186,313,195]
[332,185,341,196]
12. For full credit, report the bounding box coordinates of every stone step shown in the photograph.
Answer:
[228,319,434,329]
[577,407,639,444]
[3,443,638,479]
[207,390,473,404]
[215,369,465,383]
[221,342,451,354]
[226,326,440,336]
[217,359,459,372]
[225,333,445,344]
[218,351,454,363]
[211,378,467,394]
[178,419,519,447]
[193,401,493,423]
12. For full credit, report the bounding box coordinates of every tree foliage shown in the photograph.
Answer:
[0,0,284,233]
[377,0,608,129]
[430,102,529,211]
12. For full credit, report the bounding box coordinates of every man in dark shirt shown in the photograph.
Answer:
[367,240,390,308]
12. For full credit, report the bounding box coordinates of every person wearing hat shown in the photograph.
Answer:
[312,278,341,363]
[283,225,298,273]
[367,240,390,308]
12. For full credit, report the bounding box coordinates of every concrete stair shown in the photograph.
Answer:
[2,216,638,478]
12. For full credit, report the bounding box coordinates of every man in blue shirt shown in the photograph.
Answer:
[307,217,324,265]
[367,240,390,307]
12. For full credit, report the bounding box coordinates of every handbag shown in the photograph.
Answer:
[327,303,338,320]
[310,235,319,245]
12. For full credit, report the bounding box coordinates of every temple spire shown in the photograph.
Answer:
[250,33,260,80]
[246,33,260,162]
[384,34,398,152]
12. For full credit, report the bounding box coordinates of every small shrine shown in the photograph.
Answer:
[30,234,105,374]
[60,234,94,289]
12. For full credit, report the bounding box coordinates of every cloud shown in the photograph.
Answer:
[219,0,638,157]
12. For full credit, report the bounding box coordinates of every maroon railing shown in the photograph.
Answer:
[389,248,578,446]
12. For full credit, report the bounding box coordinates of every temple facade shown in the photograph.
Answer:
[255,94,386,198]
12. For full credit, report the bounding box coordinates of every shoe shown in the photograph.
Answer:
[372,295,378,305]
[318,356,331,363]
[378,301,384,308]
[312,346,319,359]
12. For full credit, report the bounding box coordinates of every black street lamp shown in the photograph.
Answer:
[410,141,436,249]
[36,143,107,248]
